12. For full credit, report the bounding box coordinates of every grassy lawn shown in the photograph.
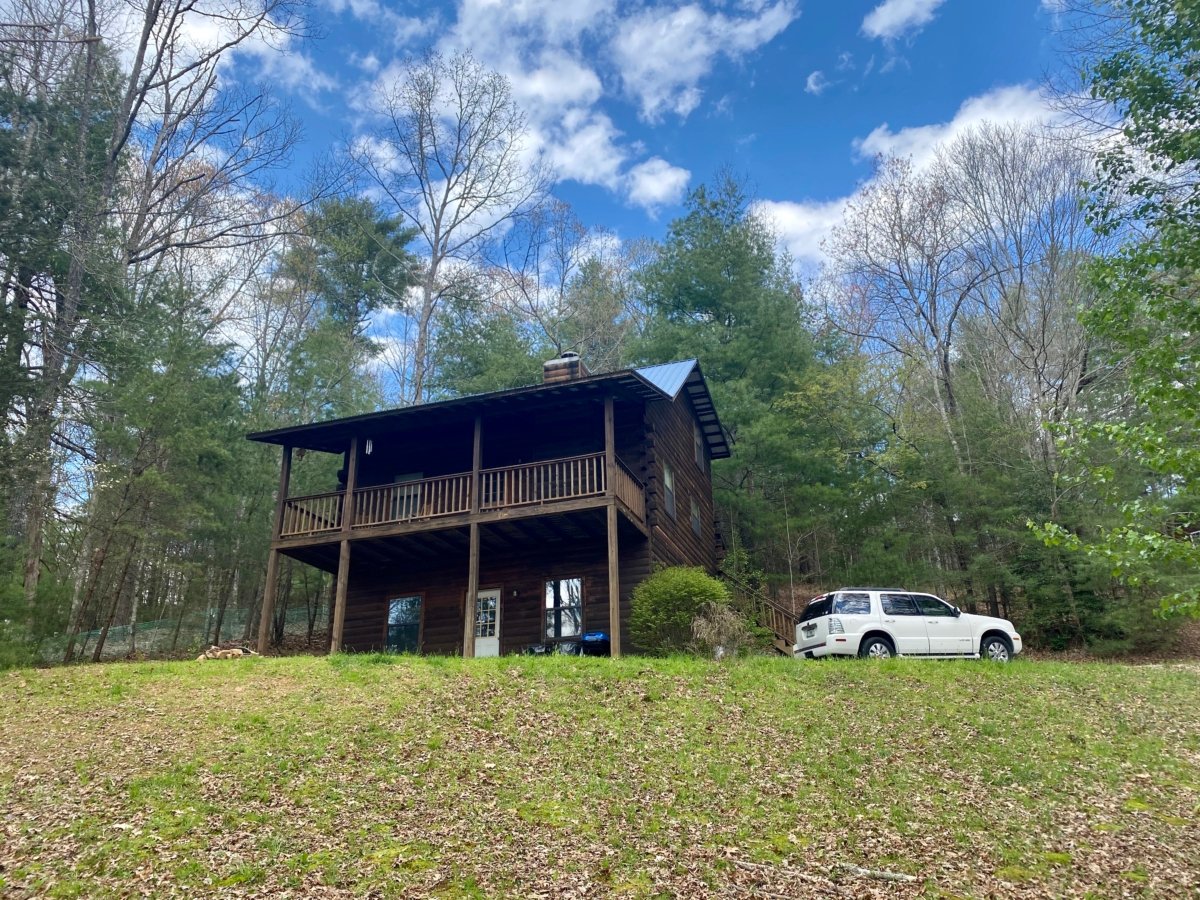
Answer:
[1,655,1197,898]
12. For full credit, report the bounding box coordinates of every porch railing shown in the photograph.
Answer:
[280,491,343,538]
[353,473,472,529]
[614,459,646,521]
[479,452,605,510]
[279,452,646,540]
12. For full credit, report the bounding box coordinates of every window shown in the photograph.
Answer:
[694,422,706,470]
[800,596,832,622]
[832,592,871,615]
[915,594,954,617]
[545,578,583,640]
[387,595,422,652]
[475,593,497,638]
[690,497,702,537]
[663,462,676,519]
[881,593,921,616]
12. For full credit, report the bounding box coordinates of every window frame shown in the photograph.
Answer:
[800,596,833,622]
[914,594,955,617]
[385,592,424,652]
[663,461,677,520]
[832,592,872,615]
[544,576,584,641]
[881,593,921,616]
[693,422,706,471]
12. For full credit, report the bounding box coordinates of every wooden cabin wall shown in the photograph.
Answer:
[354,423,474,488]
[644,395,717,572]
[341,532,650,655]
[349,397,648,491]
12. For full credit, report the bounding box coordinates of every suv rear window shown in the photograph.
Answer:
[800,597,832,622]
[832,592,871,615]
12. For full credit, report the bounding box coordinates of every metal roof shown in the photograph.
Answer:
[247,359,731,459]
[632,359,696,399]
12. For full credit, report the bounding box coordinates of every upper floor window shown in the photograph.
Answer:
[690,497,702,537]
[693,422,705,470]
[663,462,677,519]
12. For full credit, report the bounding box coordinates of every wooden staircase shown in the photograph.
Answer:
[723,571,800,655]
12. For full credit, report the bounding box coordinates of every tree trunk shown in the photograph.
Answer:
[63,539,110,663]
[213,564,238,645]
[92,536,139,663]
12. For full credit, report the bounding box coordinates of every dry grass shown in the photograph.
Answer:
[1,654,1197,898]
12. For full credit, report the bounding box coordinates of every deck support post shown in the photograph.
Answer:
[330,539,351,653]
[464,416,482,658]
[604,396,621,657]
[328,438,358,655]
[256,550,281,655]
[607,502,620,658]
[256,445,292,655]
[464,522,479,657]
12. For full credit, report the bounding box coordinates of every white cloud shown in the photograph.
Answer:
[543,110,629,190]
[350,0,794,215]
[854,84,1058,168]
[318,0,437,44]
[611,1,797,122]
[760,83,1066,271]
[625,157,691,211]
[513,49,604,117]
[861,0,946,42]
[805,70,829,95]
[753,198,847,269]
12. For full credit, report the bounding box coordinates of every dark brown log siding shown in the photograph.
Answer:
[342,532,650,654]
[645,395,717,571]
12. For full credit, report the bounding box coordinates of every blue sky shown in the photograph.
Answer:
[241,0,1068,267]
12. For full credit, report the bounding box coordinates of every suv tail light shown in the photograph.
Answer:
[828,618,844,634]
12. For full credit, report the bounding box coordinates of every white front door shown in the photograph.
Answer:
[474,589,501,657]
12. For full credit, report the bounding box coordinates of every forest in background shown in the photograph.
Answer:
[0,0,1196,665]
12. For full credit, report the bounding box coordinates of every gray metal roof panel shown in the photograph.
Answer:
[632,359,697,399]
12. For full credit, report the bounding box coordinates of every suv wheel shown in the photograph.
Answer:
[859,636,894,659]
[981,635,1012,662]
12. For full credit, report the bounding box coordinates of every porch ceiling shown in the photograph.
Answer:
[280,506,644,575]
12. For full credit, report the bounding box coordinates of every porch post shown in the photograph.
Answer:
[464,522,479,657]
[463,416,482,657]
[330,437,358,654]
[605,397,621,657]
[256,445,292,655]
[330,539,351,653]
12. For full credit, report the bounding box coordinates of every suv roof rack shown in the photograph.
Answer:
[836,586,908,592]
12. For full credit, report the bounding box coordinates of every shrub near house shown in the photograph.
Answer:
[629,566,731,654]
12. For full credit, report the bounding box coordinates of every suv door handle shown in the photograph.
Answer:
[883,618,896,623]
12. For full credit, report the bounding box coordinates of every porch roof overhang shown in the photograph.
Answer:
[246,359,732,459]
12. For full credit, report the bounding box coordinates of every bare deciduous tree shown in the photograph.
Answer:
[826,155,987,468]
[353,50,549,404]
[2,0,308,613]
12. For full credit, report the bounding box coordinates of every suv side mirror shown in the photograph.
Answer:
[952,606,961,618]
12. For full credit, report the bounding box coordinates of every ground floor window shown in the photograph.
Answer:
[545,577,583,640]
[387,594,422,652]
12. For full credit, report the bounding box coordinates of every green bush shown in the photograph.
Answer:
[629,567,731,654]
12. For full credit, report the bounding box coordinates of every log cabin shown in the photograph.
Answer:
[247,354,730,657]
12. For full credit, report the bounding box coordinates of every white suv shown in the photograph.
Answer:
[795,588,1022,661]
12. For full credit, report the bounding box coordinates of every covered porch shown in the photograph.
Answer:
[254,395,644,658]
